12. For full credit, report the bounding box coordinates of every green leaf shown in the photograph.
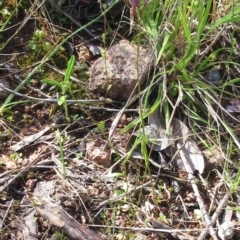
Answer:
[157,31,171,62]
[64,55,75,84]
[145,19,158,42]
[1,8,10,16]
[107,84,112,92]
[58,95,66,106]
[97,121,105,134]
[43,42,51,51]
[62,55,75,95]
[41,78,62,88]
[179,7,191,45]
[28,41,37,50]
[114,189,125,196]
[34,29,44,39]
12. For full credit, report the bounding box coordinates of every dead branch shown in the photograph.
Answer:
[29,195,103,240]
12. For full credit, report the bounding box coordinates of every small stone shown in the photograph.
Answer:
[0,78,10,100]
[86,139,111,167]
[89,40,155,101]
[206,70,221,85]
[54,114,64,125]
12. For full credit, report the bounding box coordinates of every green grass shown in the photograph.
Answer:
[124,0,240,236]
[2,0,240,239]
[133,0,240,153]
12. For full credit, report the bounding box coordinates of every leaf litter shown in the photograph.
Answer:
[1,1,240,240]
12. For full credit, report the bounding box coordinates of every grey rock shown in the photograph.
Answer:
[206,69,221,85]
[88,40,155,101]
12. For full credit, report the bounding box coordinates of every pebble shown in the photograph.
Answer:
[206,70,221,85]
[54,114,64,125]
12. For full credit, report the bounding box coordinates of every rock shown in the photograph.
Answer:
[89,40,155,101]
[86,139,111,167]
[0,78,10,100]
[206,69,221,85]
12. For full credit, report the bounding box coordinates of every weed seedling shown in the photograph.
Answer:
[57,55,75,121]
[42,55,75,120]
[28,28,52,57]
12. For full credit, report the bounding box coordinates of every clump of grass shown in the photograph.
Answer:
[119,0,240,236]
[130,0,240,161]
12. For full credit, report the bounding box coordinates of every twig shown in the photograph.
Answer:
[29,195,103,240]
[177,194,191,219]
[88,224,211,233]
[0,198,14,230]
[0,85,120,104]
[197,193,230,240]
[177,142,218,240]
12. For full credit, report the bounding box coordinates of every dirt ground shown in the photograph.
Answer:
[0,1,240,240]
